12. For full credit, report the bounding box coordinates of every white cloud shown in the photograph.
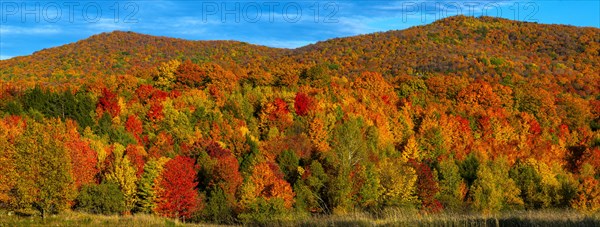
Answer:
[371,1,427,11]
[0,25,61,35]
[259,40,314,49]
[335,16,378,35]
[0,55,14,60]
[368,1,516,18]
[86,18,132,31]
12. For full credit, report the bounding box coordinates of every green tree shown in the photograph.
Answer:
[355,164,380,210]
[302,64,331,88]
[94,114,137,146]
[76,182,126,215]
[135,157,169,213]
[293,160,329,213]
[510,160,561,209]
[238,198,292,225]
[436,158,465,210]
[328,118,368,213]
[12,119,75,217]
[203,187,235,224]
[277,150,300,185]
[470,158,523,214]
[459,153,479,187]
[20,87,95,129]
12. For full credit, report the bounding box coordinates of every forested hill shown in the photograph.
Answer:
[1,16,598,91]
[0,16,599,224]
[295,16,599,81]
[0,30,287,85]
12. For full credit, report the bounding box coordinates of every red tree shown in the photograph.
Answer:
[455,116,471,133]
[147,102,164,122]
[205,142,243,197]
[125,115,143,143]
[175,60,207,88]
[135,84,156,102]
[63,120,98,188]
[152,89,169,101]
[213,155,243,197]
[155,156,202,219]
[206,141,232,158]
[272,98,289,118]
[410,160,443,213]
[529,119,542,135]
[294,92,312,116]
[125,145,146,178]
[97,88,120,117]
[135,84,169,104]
[66,139,98,188]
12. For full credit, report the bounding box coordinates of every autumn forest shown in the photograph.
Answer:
[0,16,599,224]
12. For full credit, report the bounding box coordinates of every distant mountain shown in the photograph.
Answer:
[294,16,599,79]
[0,31,286,84]
[1,15,598,91]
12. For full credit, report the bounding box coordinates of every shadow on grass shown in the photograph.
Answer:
[292,210,600,227]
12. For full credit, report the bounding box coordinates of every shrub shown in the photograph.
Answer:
[238,198,291,225]
[75,182,126,215]
[203,187,235,224]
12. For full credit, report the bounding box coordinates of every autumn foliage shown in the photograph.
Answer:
[0,16,599,223]
[97,88,120,118]
[294,92,312,116]
[155,156,201,219]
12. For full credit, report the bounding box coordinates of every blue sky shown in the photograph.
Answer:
[0,0,599,60]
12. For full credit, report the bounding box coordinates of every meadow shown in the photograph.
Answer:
[2,209,599,226]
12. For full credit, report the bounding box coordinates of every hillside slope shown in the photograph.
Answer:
[0,31,287,85]
[0,16,599,223]
[292,16,599,95]
[2,16,598,92]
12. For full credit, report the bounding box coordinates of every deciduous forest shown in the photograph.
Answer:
[0,16,599,224]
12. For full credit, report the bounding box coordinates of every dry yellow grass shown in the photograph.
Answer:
[0,211,222,227]
[294,209,600,227]
[2,209,600,226]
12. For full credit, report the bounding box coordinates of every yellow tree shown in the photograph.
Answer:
[403,136,421,161]
[377,157,418,206]
[105,143,139,214]
[0,117,23,205]
[155,60,181,90]
[12,119,75,217]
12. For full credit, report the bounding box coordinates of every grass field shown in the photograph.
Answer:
[1,209,599,226]
[296,210,600,227]
[0,211,213,227]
